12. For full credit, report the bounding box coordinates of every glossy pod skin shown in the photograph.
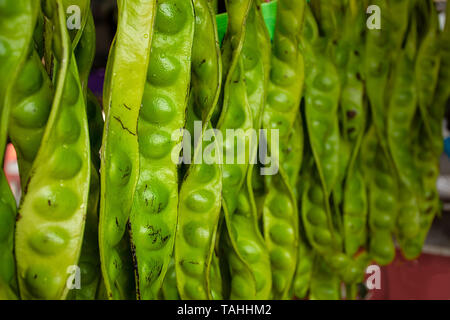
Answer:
[0,1,38,299]
[302,6,340,197]
[69,8,103,299]
[415,2,440,144]
[400,125,440,259]
[340,2,367,257]
[364,0,391,150]
[218,0,256,300]
[99,0,156,300]
[309,256,340,300]
[226,2,272,300]
[175,0,222,300]
[387,48,421,248]
[8,50,53,190]
[261,0,305,300]
[262,0,305,148]
[129,0,194,300]
[362,127,398,266]
[14,0,90,300]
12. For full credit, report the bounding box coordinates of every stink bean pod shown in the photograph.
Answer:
[0,0,39,298]
[99,0,157,300]
[8,50,53,189]
[217,0,256,300]
[309,256,340,300]
[15,0,91,300]
[175,0,223,300]
[387,49,422,247]
[362,127,398,266]
[176,122,222,299]
[261,0,305,300]
[303,6,340,197]
[226,1,272,301]
[400,124,440,259]
[129,0,194,300]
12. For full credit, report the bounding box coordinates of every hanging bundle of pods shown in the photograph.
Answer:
[0,0,449,300]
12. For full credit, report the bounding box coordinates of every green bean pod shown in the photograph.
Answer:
[175,121,222,299]
[415,1,440,138]
[262,0,305,147]
[209,249,223,299]
[303,7,340,197]
[129,0,194,300]
[343,159,367,256]
[218,0,256,300]
[364,0,391,150]
[15,0,90,299]
[362,127,398,266]
[66,165,101,300]
[225,2,272,300]
[291,234,314,299]
[387,55,422,248]
[175,0,223,301]
[8,50,53,189]
[161,258,180,300]
[309,256,340,300]
[99,0,156,300]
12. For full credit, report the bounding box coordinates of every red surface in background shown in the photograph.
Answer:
[369,250,450,300]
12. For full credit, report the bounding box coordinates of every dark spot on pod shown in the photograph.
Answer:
[346,110,357,119]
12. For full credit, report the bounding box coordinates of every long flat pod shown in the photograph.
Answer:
[129,0,194,300]
[175,0,222,300]
[99,0,156,300]
[227,1,272,300]
[216,0,255,300]
[0,0,39,298]
[15,0,90,300]
[261,0,305,300]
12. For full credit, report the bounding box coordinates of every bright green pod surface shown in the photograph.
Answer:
[362,128,398,266]
[15,0,90,300]
[0,0,39,299]
[227,2,272,301]
[309,256,340,300]
[129,0,194,300]
[99,0,156,300]
[8,50,53,190]
[175,0,222,301]
[218,0,255,300]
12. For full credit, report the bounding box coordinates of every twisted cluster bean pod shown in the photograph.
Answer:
[364,0,392,151]
[15,0,90,299]
[99,0,156,300]
[129,0,194,300]
[303,6,340,197]
[68,8,104,299]
[174,0,222,301]
[415,2,440,143]
[309,256,340,300]
[340,4,367,256]
[225,2,272,300]
[0,0,39,298]
[291,232,314,299]
[8,50,53,189]
[261,0,305,300]
[400,126,440,259]
[362,127,398,266]
[387,49,421,251]
[217,0,256,300]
